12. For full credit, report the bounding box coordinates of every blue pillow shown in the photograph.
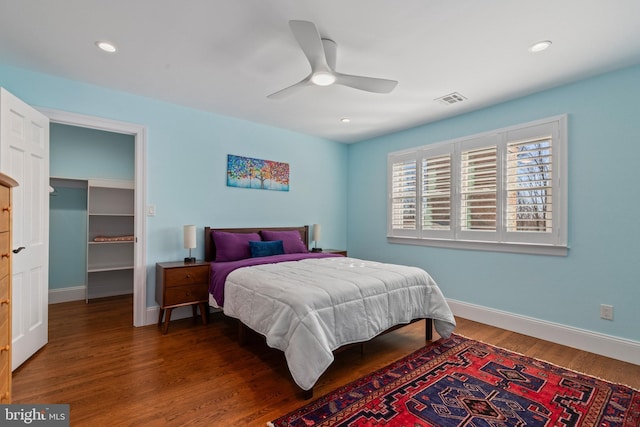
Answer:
[249,240,285,258]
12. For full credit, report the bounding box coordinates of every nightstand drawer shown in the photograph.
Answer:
[164,284,208,305]
[164,265,209,287]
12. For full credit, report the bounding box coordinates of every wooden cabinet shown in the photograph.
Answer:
[0,173,18,403]
[86,179,134,301]
[156,261,210,334]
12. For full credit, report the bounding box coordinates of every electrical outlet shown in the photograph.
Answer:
[146,204,156,217]
[600,304,613,320]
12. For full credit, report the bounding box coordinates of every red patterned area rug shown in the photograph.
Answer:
[268,334,640,427]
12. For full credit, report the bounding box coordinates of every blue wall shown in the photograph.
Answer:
[51,123,135,180]
[49,185,87,290]
[347,64,640,342]
[0,65,348,307]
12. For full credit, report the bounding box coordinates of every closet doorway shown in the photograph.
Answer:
[41,108,147,327]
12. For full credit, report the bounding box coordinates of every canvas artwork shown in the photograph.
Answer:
[226,154,290,191]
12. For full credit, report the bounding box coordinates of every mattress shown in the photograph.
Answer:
[221,256,456,390]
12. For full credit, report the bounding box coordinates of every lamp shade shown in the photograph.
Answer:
[312,224,321,242]
[183,225,196,249]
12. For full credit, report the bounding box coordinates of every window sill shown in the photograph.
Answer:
[387,236,568,256]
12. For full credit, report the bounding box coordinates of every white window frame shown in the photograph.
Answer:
[387,115,568,256]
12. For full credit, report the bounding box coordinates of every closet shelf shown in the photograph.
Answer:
[89,213,134,217]
[88,241,134,245]
[88,265,134,273]
[87,179,135,301]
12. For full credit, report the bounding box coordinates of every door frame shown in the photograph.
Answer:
[38,108,147,327]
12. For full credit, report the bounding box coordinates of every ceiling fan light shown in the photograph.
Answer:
[95,41,117,53]
[529,40,552,53]
[311,71,336,86]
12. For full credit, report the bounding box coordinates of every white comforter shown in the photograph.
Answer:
[223,256,456,391]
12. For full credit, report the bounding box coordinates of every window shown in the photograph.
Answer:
[422,153,451,231]
[387,115,567,255]
[390,157,417,230]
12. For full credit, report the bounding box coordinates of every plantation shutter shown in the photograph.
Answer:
[506,136,553,233]
[390,158,418,231]
[503,120,563,246]
[460,145,497,232]
[422,154,451,231]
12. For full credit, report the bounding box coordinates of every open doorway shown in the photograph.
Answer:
[50,125,134,302]
[40,108,147,327]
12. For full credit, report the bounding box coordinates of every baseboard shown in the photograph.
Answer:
[447,298,640,366]
[49,286,85,304]
[87,289,133,300]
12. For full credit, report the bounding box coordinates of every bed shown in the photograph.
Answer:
[204,225,456,398]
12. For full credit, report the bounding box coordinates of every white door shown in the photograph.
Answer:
[0,88,49,370]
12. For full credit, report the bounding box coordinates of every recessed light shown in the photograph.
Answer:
[340,117,351,123]
[529,40,552,53]
[95,41,117,53]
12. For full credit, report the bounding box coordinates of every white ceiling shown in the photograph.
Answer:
[1,1,640,143]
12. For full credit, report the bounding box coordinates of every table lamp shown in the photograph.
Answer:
[184,225,196,263]
[311,223,322,252]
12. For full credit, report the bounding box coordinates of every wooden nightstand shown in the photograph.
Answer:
[320,249,347,256]
[156,261,210,334]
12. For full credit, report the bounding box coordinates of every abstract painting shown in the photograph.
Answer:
[226,154,290,191]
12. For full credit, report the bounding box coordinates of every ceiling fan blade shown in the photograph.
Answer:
[288,20,331,72]
[321,38,337,71]
[267,75,312,100]
[334,72,398,94]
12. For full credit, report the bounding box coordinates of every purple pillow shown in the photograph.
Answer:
[261,230,308,254]
[212,231,261,262]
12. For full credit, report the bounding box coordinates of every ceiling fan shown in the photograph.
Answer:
[267,20,398,99]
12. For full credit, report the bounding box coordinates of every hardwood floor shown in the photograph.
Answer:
[12,295,640,426]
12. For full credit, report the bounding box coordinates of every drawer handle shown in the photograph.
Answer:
[0,299,8,305]
[1,206,9,213]
[0,345,9,353]
[13,246,26,254]
[1,253,8,259]
[185,274,192,279]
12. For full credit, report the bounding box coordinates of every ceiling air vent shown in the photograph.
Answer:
[435,92,467,105]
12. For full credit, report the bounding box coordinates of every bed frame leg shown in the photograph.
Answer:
[238,321,247,345]
[425,318,433,341]
[302,388,313,400]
